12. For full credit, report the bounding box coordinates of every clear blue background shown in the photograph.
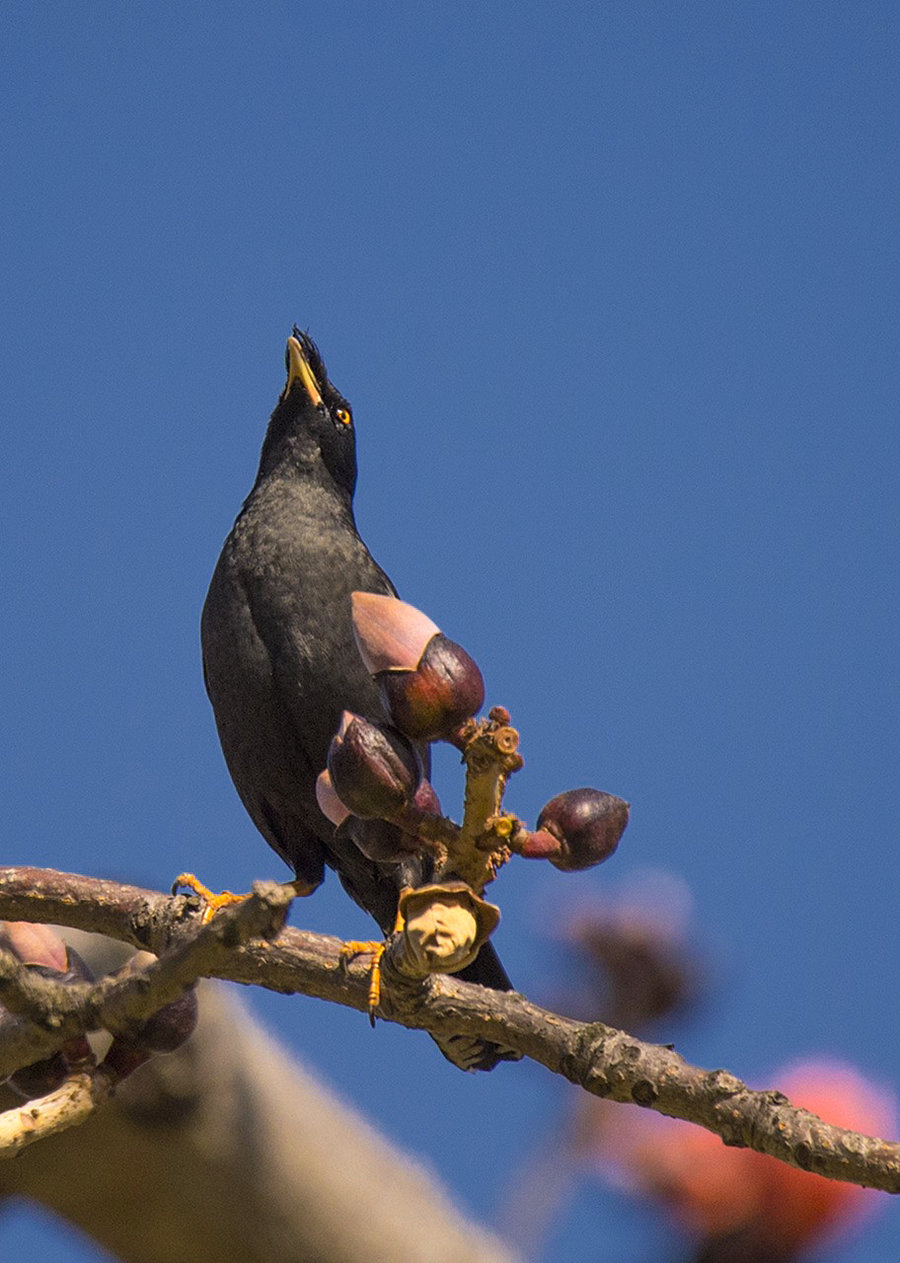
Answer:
[1,3,897,1259]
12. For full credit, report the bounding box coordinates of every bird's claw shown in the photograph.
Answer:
[173,873,247,924]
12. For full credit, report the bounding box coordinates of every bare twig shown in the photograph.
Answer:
[0,1070,113,1157]
[0,865,896,1193]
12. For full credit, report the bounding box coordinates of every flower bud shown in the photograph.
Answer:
[327,711,419,820]
[1,929,97,1098]
[344,817,419,864]
[351,592,440,673]
[102,1040,152,1082]
[130,988,199,1053]
[114,953,199,1054]
[378,634,485,742]
[351,592,484,741]
[344,777,442,862]
[0,921,69,973]
[535,789,629,871]
[315,769,350,828]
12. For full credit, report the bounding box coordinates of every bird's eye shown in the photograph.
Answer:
[335,408,351,426]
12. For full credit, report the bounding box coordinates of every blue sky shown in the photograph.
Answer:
[1,3,898,1258]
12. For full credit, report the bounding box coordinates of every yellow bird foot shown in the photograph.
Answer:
[340,939,386,1023]
[173,875,316,924]
[172,873,248,923]
[340,899,407,1024]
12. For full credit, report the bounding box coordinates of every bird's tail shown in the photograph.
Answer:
[431,942,522,1072]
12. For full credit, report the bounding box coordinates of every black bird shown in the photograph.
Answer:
[200,329,517,1070]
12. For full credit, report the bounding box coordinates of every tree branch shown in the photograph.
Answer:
[0,866,896,1195]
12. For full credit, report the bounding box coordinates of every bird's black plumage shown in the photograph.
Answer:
[201,329,517,1070]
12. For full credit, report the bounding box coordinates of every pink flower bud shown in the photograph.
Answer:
[351,592,440,673]
[1,928,97,1097]
[327,711,420,819]
[0,922,69,973]
[536,789,629,871]
[315,769,350,827]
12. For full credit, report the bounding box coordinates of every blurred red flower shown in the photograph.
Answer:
[587,1060,896,1258]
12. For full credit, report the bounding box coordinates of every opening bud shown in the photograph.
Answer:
[0,930,97,1098]
[351,592,440,673]
[536,788,629,871]
[327,711,420,820]
[0,921,70,973]
[352,592,484,741]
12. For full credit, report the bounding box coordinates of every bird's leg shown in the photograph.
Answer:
[340,896,408,1025]
[174,874,316,924]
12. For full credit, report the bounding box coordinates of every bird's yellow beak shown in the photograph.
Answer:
[283,335,323,407]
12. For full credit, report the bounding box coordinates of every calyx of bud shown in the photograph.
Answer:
[398,882,500,975]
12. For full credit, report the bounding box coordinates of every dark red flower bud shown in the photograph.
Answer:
[102,1040,152,1082]
[344,777,442,862]
[535,789,629,871]
[327,711,420,819]
[377,634,485,742]
[130,988,199,1053]
[8,1052,70,1099]
[351,592,484,741]
[344,817,420,863]
[100,977,198,1083]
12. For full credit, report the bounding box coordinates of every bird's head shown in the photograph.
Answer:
[257,328,357,497]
